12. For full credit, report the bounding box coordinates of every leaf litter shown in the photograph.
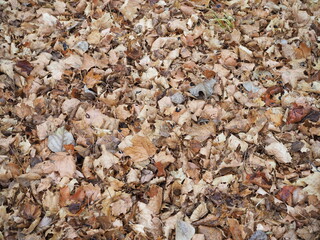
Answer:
[0,0,320,239]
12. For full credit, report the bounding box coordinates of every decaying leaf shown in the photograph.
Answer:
[2,0,320,238]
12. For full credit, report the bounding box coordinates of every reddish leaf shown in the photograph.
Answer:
[155,161,166,177]
[203,69,215,79]
[276,186,296,205]
[286,104,311,124]
[295,42,311,59]
[262,85,284,106]
[246,171,271,189]
[16,60,33,75]
[64,144,75,152]
[59,186,70,207]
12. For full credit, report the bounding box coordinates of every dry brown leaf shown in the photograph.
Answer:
[31,152,76,178]
[111,193,132,216]
[95,145,119,169]
[227,218,245,240]
[296,172,320,200]
[124,135,156,162]
[189,0,210,7]
[198,226,223,240]
[120,0,142,22]
[83,69,103,88]
[147,185,163,215]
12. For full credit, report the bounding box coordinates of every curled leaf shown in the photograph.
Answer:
[286,104,311,124]
[276,186,297,205]
[189,79,217,98]
[246,171,271,189]
[261,85,284,106]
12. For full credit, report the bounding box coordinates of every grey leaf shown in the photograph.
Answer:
[48,127,75,153]
[175,220,195,240]
[189,79,217,98]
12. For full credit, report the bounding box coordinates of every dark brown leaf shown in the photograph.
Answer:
[16,60,33,75]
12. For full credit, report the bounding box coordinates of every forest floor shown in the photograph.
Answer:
[0,0,320,239]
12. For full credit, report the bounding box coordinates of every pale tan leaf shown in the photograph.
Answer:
[124,135,156,162]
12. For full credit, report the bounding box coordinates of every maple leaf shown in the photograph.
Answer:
[124,135,156,162]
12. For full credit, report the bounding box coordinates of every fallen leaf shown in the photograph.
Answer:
[49,152,76,178]
[286,104,311,124]
[276,186,297,205]
[197,226,223,240]
[124,135,156,162]
[190,202,208,222]
[83,69,103,88]
[245,171,271,189]
[95,145,119,169]
[296,172,320,200]
[16,60,34,75]
[120,0,142,22]
[295,42,311,59]
[176,220,195,240]
[262,85,284,106]
[189,79,217,98]
[249,230,268,240]
[48,127,75,153]
[227,218,245,240]
[111,193,132,216]
[265,141,292,163]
